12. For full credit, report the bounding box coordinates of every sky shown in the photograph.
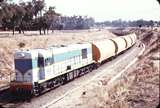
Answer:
[14,0,160,22]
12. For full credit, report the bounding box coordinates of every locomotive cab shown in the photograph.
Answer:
[10,49,54,95]
[10,50,39,95]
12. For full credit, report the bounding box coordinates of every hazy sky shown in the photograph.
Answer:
[15,0,160,22]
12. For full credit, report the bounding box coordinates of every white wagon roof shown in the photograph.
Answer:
[49,43,91,55]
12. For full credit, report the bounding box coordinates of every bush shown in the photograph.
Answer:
[18,42,26,48]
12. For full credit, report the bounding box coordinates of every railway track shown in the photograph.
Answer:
[0,88,31,108]
[0,86,9,93]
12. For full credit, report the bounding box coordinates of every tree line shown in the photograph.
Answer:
[55,16,94,30]
[0,0,95,35]
[95,19,160,28]
[1,0,159,34]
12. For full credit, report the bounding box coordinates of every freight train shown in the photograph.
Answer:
[10,33,137,96]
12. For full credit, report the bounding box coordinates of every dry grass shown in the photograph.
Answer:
[80,54,159,108]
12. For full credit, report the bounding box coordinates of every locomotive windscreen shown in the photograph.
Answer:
[15,59,32,74]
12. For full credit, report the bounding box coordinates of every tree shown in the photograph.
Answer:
[0,2,28,34]
[20,2,34,31]
[44,6,60,32]
[32,0,45,17]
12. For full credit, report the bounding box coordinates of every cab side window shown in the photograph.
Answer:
[45,58,52,66]
[38,57,44,67]
[82,48,87,59]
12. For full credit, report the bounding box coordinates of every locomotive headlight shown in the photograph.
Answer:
[20,53,25,57]
[28,73,31,76]
[16,53,25,58]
